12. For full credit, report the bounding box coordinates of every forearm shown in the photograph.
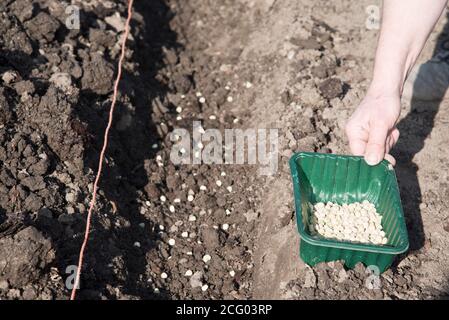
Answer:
[369,0,447,96]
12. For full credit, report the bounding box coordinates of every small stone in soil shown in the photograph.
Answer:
[168,239,176,246]
[202,254,211,263]
[190,271,203,288]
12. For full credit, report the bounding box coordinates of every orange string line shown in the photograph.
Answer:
[70,0,134,300]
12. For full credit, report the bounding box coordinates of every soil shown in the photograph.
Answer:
[0,0,448,300]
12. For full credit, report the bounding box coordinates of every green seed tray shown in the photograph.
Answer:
[289,152,409,273]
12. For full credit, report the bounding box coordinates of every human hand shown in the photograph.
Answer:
[345,93,401,165]
[343,0,448,166]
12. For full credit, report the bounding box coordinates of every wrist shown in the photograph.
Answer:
[366,81,401,99]
[369,45,421,98]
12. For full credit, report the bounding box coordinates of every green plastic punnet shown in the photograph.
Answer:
[289,152,409,273]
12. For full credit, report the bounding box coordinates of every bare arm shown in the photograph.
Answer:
[346,0,447,165]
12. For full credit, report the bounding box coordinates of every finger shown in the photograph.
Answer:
[346,124,368,156]
[364,122,389,166]
[385,128,400,154]
[385,134,395,153]
[384,153,396,166]
[391,128,400,144]
[349,137,367,156]
[385,135,393,154]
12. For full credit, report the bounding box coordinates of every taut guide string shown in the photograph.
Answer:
[70,0,134,300]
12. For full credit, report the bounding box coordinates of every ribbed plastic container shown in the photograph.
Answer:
[289,152,409,273]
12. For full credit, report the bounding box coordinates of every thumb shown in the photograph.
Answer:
[364,122,389,166]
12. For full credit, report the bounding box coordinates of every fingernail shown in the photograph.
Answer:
[365,153,380,166]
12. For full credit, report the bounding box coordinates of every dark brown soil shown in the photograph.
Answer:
[0,0,260,300]
[2,0,448,301]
